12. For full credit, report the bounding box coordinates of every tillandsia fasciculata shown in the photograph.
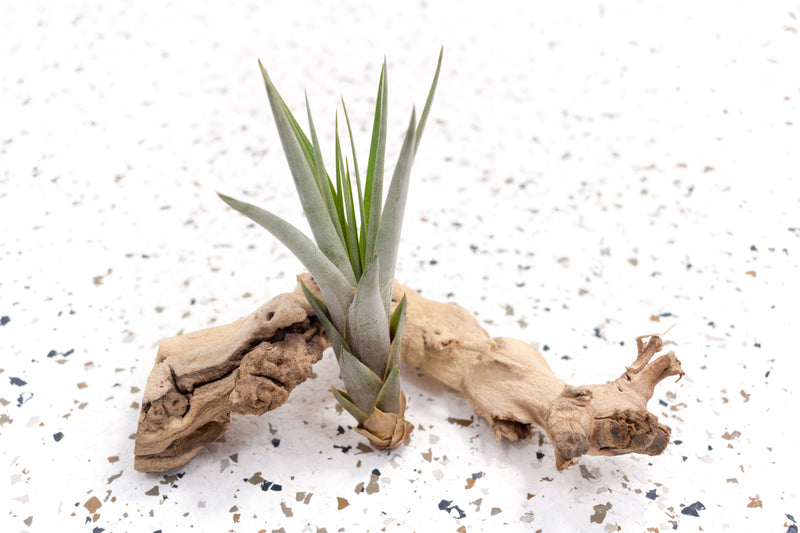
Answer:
[218,50,442,449]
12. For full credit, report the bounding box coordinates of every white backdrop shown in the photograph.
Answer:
[2,1,798,531]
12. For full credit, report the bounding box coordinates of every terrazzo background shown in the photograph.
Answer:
[2,1,799,531]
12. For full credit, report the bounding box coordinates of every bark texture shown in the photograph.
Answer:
[134,284,326,473]
[135,274,683,472]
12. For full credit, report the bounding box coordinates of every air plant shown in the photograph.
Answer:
[218,50,442,449]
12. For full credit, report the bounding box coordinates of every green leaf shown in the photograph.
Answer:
[388,295,407,375]
[374,364,402,414]
[332,387,369,424]
[305,93,347,250]
[363,61,388,264]
[258,61,356,285]
[340,98,365,252]
[414,46,443,155]
[218,193,352,331]
[375,109,417,313]
[339,347,383,413]
[347,256,391,376]
[300,281,349,358]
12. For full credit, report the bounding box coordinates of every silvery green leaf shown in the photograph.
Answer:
[339,347,383,413]
[218,193,351,331]
[375,109,417,314]
[259,61,356,285]
[332,388,368,424]
[305,93,347,250]
[374,364,402,414]
[347,256,390,376]
[387,294,407,374]
[363,61,388,264]
[414,47,443,155]
[300,281,349,358]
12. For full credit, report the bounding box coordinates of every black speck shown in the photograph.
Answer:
[429,259,438,265]
[141,254,150,259]
[471,472,483,479]
[682,456,687,461]
[515,281,525,287]
[10,377,27,386]
[53,432,63,442]
[787,526,798,533]
[659,399,668,407]
[787,513,796,523]
[176,472,184,478]
[336,425,345,435]
[750,245,758,251]
[708,445,713,451]
[372,468,381,476]
[271,438,280,447]
[561,355,570,360]
[754,342,761,348]
[437,499,466,519]
[190,298,196,305]
[659,312,673,318]
[681,501,705,517]
[260,481,272,491]
[646,488,658,500]
[542,345,550,351]
[16,392,33,407]
[271,483,282,491]
[765,370,771,378]
[0,316,9,326]
[673,440,683,445]
[469,244,478,252]
[47,350,58,358]
[593,328,603,339]
[707,321,716,328]
[536,452,545,460]
[93,528,105,533]
[686,263,692,271]
[333,445,352,454]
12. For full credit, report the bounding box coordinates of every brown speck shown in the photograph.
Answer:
[526,493,534,500]
[465,478,476,489]
[154,306,164,313]
[107,471,122,484]
[280,502,293,517]
[145,486,159,496]
[93,268,112,286]
[355,442,374,454]
[628,258,638,266]
[590,502,612,524]
[0,414,12,425]
[650,315,661,322]
[130,401,139,409]
[248,472,265,485]
[24,517,33,526]
[504,304,514,316]
[365,473,380,495]
[84,496,102,513]
[740,390,751,402]
[354,482,364,494]
[337,497,350,510]
[446,416,473,427]
[77,382,87,389]
[457,527,467,533]
[745,270,756,278]
[421,449,432,462]
[722,431,741,440]
[490,507,502,516]
[233,513,240,523]
[747,495,762,508]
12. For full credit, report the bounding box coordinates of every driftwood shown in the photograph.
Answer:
[135,274,683,473]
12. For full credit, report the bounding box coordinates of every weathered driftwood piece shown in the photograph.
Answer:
[135,274,683,473]
[393,278,684,470]
[134,284,326,473]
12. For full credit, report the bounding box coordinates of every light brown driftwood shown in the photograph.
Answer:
[394,279,684,470]
[135,274,683,473]
[134,284,326,473]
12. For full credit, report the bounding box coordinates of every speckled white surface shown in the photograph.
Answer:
[2,1,799,531]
